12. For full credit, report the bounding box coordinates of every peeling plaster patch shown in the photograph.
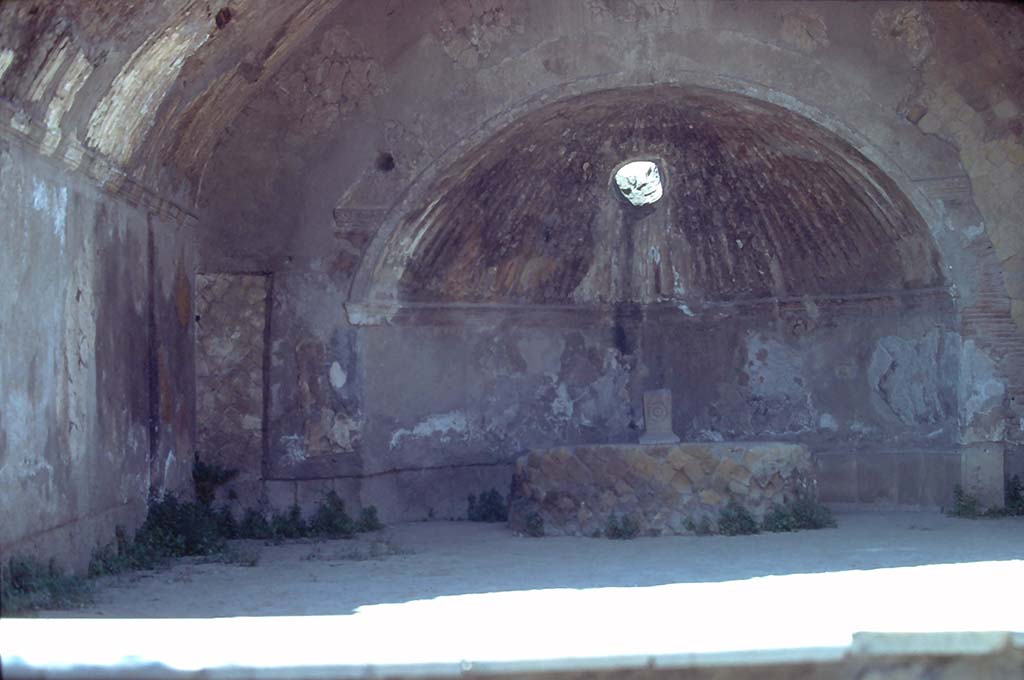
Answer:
[963,224,985,240]
[819,413,839,431]
[41,51,93,155]
[31,178,68,249]
[27,36,71,102]
[88,23,209,164]
[345,303,397,326]
[281,435,308,464]
[272,24,384,138]
[160,452,177,497]
[780,8,830,52]
[698,429,725,442]
[677,303,696,317]
[672,270,686,297]
[959,340,1007,442]
[743,333,814,433]
[436,0,523,68]
[0,48,15,83]
[329,361,347,390]
[872,5,934,66]
[551,382,574,420]
[851,421,877,436]
[390,412,470,449]
[868,331,950,425]
[60,221,97,465]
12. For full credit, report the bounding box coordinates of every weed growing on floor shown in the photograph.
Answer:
[684,516,714,536]
[524,512,545,537]
[467,489,509,522]
[948,476,1024,518]
[1,556,92,616]
[605,514,640,539]
[193,456,239,507]
[761,493,837,532]
[356,506,384,532]
[238,508,273,539]
[948,484,981,518]
[309,491,355,538]
[7,479,384,615]
[271,504,308,540]
[1005,475,1024,515]
[717,499,759,536]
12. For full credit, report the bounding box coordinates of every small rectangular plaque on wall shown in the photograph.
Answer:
[639,388,680,445]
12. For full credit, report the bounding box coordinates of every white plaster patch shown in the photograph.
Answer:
[88,23,209,164]
[329,361,348,390]
[818,413,839,431]
[551,382,574,420]
[27,37,71,102]
[345,302,397,326]
[41,51,94,155]
[850,421,877,435]
[281,435,308,464]
[677,303,696,317]
[31,178,68,249]
[672,270,686,298]
[698,429,725,442]
[963,224,985,240]
[0,48,15,83]
[390,412,470,449]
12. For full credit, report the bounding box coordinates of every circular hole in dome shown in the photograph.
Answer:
[614,160,663,206]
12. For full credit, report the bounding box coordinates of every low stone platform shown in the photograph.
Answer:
[509,442,813,536]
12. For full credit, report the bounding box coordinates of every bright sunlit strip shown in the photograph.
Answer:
[3,560,1022,675]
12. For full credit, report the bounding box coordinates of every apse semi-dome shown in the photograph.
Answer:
[386,86,943,305]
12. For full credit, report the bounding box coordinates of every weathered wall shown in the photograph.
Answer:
[2,1,1024,541]
[0,138,194,570]
[195,273,267,507]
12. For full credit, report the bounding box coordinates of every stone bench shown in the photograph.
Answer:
[508,442,813,537]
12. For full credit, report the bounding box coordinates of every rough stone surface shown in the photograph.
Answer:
[196,274,267,508]
[509,442,813,537]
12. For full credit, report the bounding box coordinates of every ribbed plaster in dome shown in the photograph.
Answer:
[390,86,944,306]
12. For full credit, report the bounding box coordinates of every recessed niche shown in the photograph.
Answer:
[614,160,663,206]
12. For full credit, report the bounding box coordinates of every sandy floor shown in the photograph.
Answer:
[5,510,1023,676]
[43,510,1024,619]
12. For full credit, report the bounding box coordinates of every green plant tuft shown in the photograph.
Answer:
[684,516,714,536]
[1005,475,1024,516]
[762,493,837,532]
[524,512,545,538]
[718,499,759,536]
[356,506,384,533]
[271,504,308,539]
[605,514,640,539]
[467,489,509,522]
[9,489,386,615]
[948,484,981,518]
[308,491,355,538]
[192,456,239,507]
[1,557,92,616]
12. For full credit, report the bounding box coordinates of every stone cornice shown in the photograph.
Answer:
[0,100,197,228]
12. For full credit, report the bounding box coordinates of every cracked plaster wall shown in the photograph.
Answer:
[0,141,194,570]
